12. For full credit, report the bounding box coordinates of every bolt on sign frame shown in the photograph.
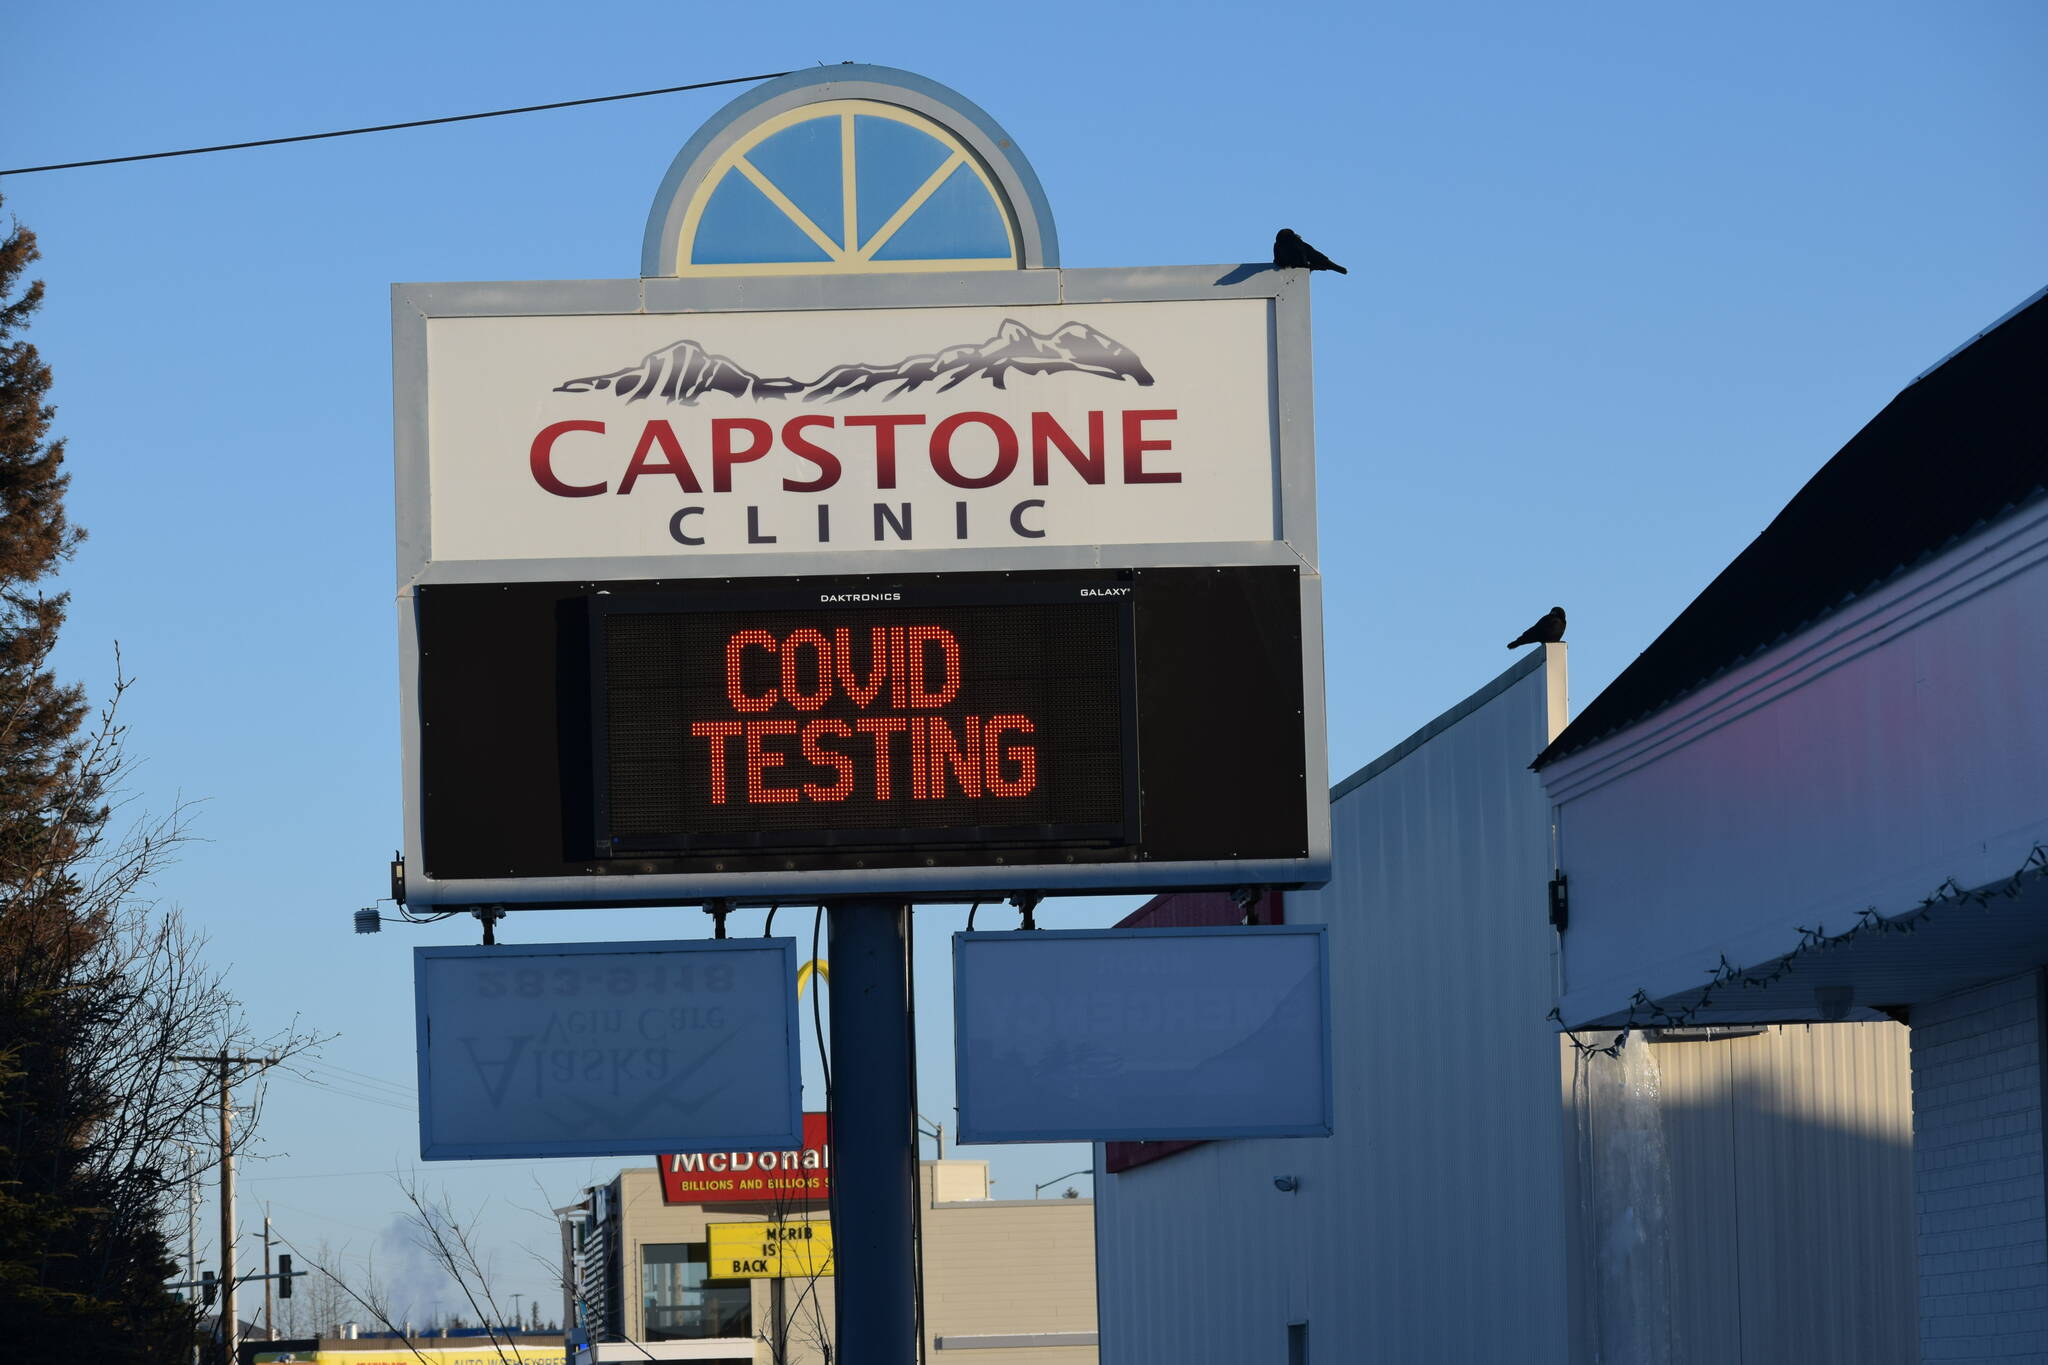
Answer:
[392,68,1331,912]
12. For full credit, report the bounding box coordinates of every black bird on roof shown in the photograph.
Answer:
[1508,607,1567,649]
[1273,229,1347,274]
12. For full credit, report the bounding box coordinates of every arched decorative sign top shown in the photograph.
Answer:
[642,66,1059,278]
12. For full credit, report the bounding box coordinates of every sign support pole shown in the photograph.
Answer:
[827,899,917,1363]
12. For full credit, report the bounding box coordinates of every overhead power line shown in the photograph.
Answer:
[296,1059,414,1097]
[0,69,796,177]
[273,1066,416,1114]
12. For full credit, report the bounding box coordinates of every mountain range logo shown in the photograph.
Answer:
[553,319,1155,405]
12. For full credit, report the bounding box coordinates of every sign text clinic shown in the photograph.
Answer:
[530,407,1180,547]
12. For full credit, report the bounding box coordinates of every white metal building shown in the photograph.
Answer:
[1539,290,2047,1361]
[1093,645,1919,1363]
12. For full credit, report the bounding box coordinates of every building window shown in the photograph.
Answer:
[642,1243,751,1341]
[675,100,1018,276]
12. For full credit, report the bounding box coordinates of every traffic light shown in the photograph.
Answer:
[278,1255,293,1299]
[201,1270,217,1307]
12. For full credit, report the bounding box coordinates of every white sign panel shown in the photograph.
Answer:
[421,298,1275,563]
[952,925,1332,1144]
[413,939,802,1159]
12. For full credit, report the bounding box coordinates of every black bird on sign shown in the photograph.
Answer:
[1507,607,1567,649]
[1273,229,1347,274]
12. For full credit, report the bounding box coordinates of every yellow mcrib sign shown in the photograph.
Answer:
[707,1219,834,1279]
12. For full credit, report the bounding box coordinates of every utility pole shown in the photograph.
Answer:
[262,1211,274,1341]
[175,1050,276,1364]
[218,1054,234,1359]
[829,900,917,1364]
[185,1144,201,1365]
[553,1202,581,1348]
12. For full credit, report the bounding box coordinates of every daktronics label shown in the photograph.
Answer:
[421,299,1276,561]
[594,582,1134,854]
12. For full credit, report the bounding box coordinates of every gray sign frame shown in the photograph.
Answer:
[413,937,803,1160]
[951,924,1335,1144]
[392,264,1331,907]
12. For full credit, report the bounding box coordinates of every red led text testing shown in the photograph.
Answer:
[689,626,1039,806]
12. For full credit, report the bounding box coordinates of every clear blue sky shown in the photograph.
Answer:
[5,0,2043,1329]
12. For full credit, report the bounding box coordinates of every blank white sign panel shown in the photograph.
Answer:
[413,939,801,1159]
[952,926,1332,1144]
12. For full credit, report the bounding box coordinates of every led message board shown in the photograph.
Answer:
[412,938,801,1160]
[409,565,1317,905]
[392,266,1331,910]
[594,579,1134,856]
[953,925,1332,1144]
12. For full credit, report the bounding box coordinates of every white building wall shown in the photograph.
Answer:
[1911,972,2048,1363]
[1541,505,2048,1028]
[1095,646,1576,1364]
[1094,646,1921,1364]
[1573,1023,1917,1365]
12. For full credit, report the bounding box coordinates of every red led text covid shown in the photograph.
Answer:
[690,626,1038,806]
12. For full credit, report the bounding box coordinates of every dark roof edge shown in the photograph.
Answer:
[1912,283,2048,386]
[1533,482,2048,769]
[1533,284,2048,772]
[1332,646,1549,801]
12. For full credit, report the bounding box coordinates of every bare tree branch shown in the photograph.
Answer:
[271,1234,436,1365]
[392,1174,517,1365]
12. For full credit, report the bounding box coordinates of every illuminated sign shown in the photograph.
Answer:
[660,1112,832,1205]
[254,1350,563,1365]
[393,266,1332,910]
[707,1218,835,1279]
[414,299,1279,564]
[413,564,1319,903]
[593,579,1134,856]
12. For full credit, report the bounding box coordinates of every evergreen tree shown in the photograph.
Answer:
[0,190,187,1360]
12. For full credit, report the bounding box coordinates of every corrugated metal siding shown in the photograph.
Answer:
[1608,1024,1918,1365]
[1104,893,1281,1174]
[1097,648,1575,1364]
[1094,644,1920,1364]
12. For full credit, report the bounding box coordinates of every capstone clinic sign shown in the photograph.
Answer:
[419,299,1275,564]
[412,939,801,1160]
[393,267,1331,907]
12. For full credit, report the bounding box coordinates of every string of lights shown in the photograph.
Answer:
[1554,841,2048,1057]
[0,69,796,177]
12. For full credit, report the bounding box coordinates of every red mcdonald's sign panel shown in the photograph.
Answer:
[658,1112,831,1205]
